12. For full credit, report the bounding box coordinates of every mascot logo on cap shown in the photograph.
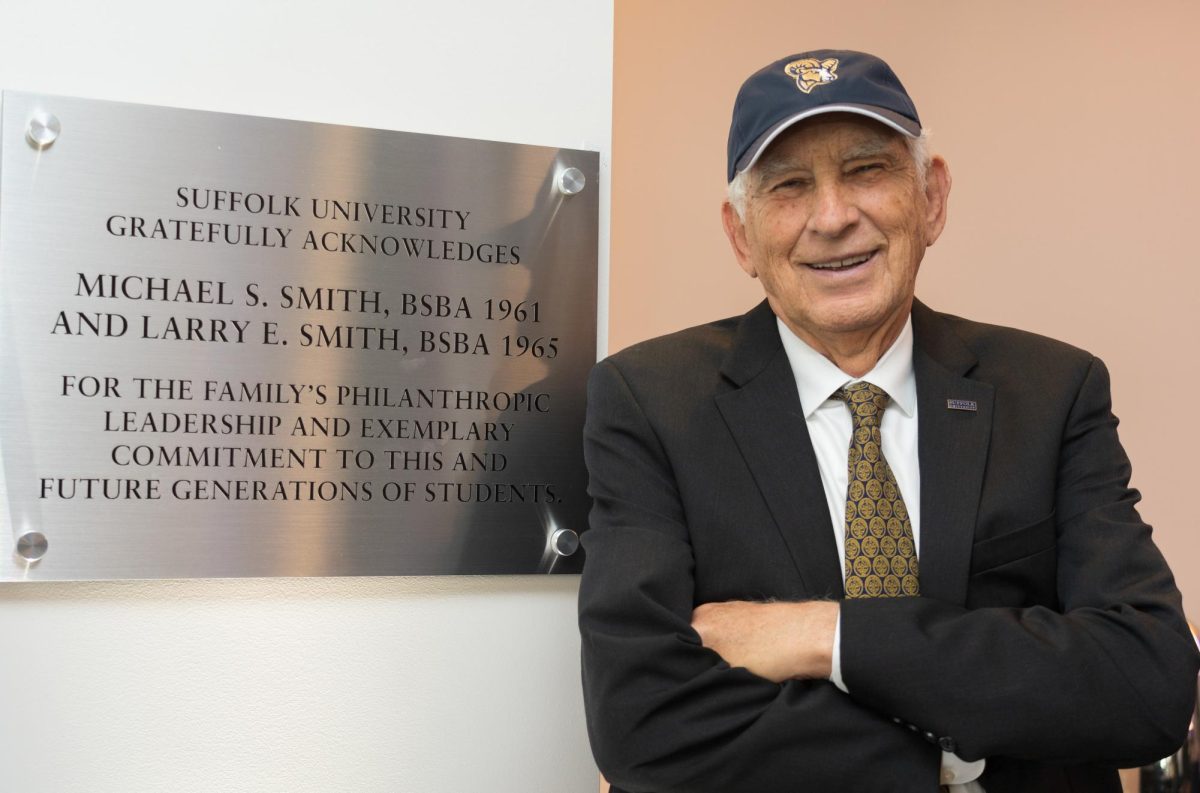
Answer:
[784,58,838,94]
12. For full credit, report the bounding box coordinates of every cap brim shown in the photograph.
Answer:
[734,104,922,178]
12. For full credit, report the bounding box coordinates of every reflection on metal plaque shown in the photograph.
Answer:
[0,92,598,580]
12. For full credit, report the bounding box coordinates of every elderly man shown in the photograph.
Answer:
[579,50,1199,793]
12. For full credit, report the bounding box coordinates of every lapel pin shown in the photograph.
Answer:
[947,399,977,412]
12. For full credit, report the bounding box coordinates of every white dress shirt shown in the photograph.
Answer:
[776,315,986,792]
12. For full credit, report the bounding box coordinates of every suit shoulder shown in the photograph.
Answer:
[936,310,1097,371]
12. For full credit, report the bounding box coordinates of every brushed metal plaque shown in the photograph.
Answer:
[0,92,598,579]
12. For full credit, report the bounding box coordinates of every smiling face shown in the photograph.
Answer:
[723,115,950,358]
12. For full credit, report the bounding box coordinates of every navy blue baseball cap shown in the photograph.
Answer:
[727,49,922,182]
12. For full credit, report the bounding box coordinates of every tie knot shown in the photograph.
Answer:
[836,381,891,426]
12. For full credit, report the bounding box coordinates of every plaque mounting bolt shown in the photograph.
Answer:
[550,528,580,557]
[15,532,49,562]
[26,112,61,150]
[557,167,586,196]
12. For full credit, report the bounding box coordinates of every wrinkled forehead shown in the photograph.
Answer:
[755,114,909,171]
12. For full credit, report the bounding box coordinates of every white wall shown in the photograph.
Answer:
[0,2,612,791]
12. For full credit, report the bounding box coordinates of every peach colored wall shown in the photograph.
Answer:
[611,1,1200,612]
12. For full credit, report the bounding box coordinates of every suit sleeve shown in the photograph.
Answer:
[579,358,940,792]
[839,356,1200,767]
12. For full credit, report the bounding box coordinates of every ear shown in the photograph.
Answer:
[922,155,952,247]
[721,201,758,278]
[821,58,838,70]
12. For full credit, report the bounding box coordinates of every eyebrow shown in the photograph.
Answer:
[755,137,901,183]
[842,140,898,161]
[755,158,806,182]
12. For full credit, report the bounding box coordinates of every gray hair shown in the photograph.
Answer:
[727,130,931,219]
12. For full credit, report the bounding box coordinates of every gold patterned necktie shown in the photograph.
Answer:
[836,381,920,599]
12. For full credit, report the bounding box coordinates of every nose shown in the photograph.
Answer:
[808,181,859,237]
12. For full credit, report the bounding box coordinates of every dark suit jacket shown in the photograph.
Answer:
[579,300,1199,793]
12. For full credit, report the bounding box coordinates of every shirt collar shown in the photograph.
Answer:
[776,314,916,419]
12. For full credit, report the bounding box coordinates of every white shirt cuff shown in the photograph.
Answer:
[942,753,986,787]
[829,612,848,693]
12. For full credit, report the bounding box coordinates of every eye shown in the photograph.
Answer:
[849,163,884,175]
[769,176,810,192]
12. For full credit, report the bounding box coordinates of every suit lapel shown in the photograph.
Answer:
[911,302,994,606]
[713,301,994,604]
[714,302,844,598]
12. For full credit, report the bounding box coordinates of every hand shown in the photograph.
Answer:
[691,600,839,683]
